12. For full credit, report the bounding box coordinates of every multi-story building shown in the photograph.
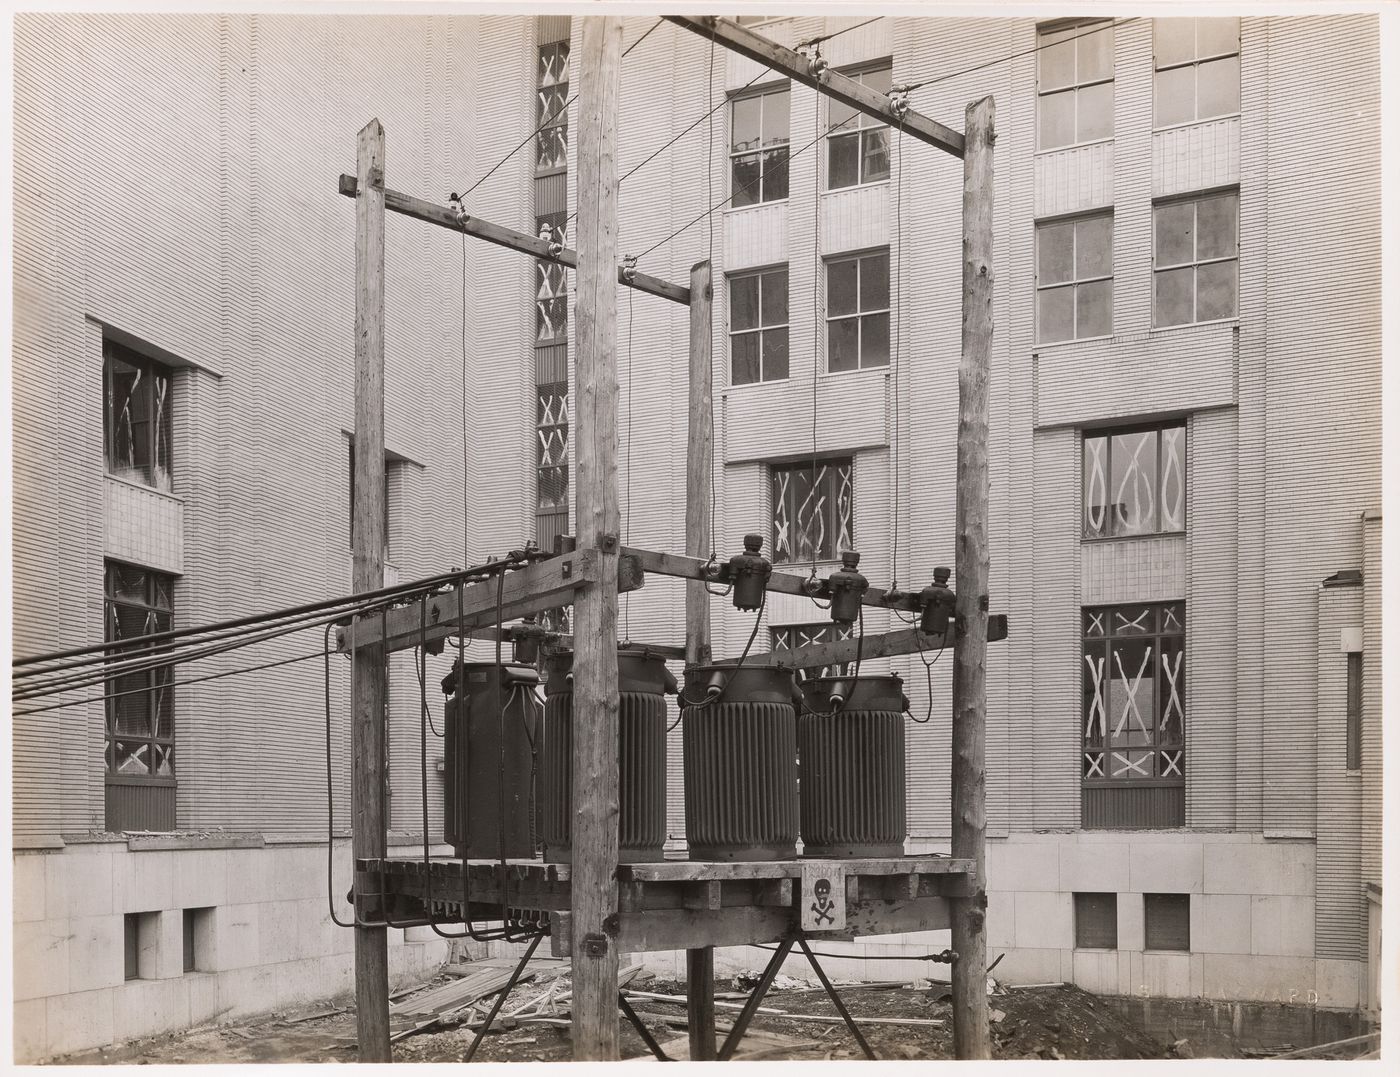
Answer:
[10,10,1382,1062]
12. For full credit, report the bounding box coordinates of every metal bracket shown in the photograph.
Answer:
[581,932,609,957]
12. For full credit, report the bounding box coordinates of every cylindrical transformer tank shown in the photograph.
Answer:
[798,674,908,858]
[443,662,541,860]
[681,664,799,861]
[539,647,674,863]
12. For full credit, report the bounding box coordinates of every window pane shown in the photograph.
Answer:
[1144,893,1191,951]
[762,327,790,381]
[1154,201,1195,267]
[1159,425,1187,530]
[1038,221,1075,285]
[1110,431,1159,535]
[1083,435,1110,537]
[1076,280,1112,338]
[1039,89,1076,150]
[860,253,889,311]
[862,66,891,96]
[1076,215,1113,278]
[828,133,860,189]
[1158,637,1185,743]
[860,312,889,368]
[1196,260,1237,320]
[1154,19,1196,67]
[763,89,790,147]
[731,333,761,385]
[1077,81,1114,142]
[1075,892,1118,949]
[1039,37,1077,91]
[732,94,761,153]
[760,270,788,326]
[1038,287,1074,343]
[732,154,761,207]
[829,95,857,133]
[731,274,760,331]
[1196,193,1238,260]
[1197,54,1240,119]
[1153,65,1195,127]
[828,319,860,372]
[1077,24,1114,82]
[827,259,859,316]
[116,740,150,775]
[1196,16,1240,58]
[861,128,890,183]
[763,148,789,201]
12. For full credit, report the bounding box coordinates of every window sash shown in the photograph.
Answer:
[1036,214,1113,342]
[1037,22,1115,151]
[1152,194,1238,326]
[771,459,854,565]
[730,270,790,385]
[826,253,890,371]
[103,342,173,491]
[1082,423,1186,538]
[731,87,791,205]
[104,563,177,780]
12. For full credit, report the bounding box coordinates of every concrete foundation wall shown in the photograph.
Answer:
[12,840,449,1062]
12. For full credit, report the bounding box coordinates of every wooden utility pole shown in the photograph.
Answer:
[950,95,994,1061]
[683,258,717,1060]
[350,117,391,1062]
[570,16,624,1062]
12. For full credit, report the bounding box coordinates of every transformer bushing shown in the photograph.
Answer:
[798,674,908,858]
[825,550,869,624]
[539,647,676,864]
[681,663,800,861]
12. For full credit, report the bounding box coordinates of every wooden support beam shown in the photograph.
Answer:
[336,175,690,306]
[716,617,1008,670]
[684,258,718,1061]
[663,15,965,158]
[350,117,391,1063]
[571,16,624,1062]
[950,95,994,1062]
[623,546,924,613]
[333,550,644,654]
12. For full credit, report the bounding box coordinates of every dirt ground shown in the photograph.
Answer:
[55,970,1182,1064]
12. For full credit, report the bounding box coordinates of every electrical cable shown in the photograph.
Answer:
[417,599,470,938]
[796,16,884,49]
[902,17,1137,92]
[707,27,718,560]
[905,623,947,724]
[671,586,766,728]
[623,284,634,640]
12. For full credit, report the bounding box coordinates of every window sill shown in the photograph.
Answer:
[106,472,183,504]
[821,364,890,381]
[1142,949,1191,956]
[724,198,789,215]
[723,377,790,393]
[1081,531,1187,545]
[106,774,177,788]
[822,179,891,196]
[1033,332,1114,351]
[1073,946,1118,953]
[1035,136,1114,156]
[1152,112,1241,135]
[1149,316,1240,334]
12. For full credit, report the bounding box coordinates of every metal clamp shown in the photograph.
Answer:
[888,84,912,118]
[622,254,638,283]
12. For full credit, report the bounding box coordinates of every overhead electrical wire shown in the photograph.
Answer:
[902,17,1137,92]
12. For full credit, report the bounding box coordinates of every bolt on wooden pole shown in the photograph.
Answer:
[351,116,391,1063]
[950,94,994,1061]
[683,258,717,1060]
[570,15,625,1062]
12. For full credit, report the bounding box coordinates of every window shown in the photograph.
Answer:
[1347,652,1362,771]
[183,907,213,973]
[1037,214,1112,342]
[828,65,891,189]
[124,914,142,980]
[1144,894,1191,951]
[826,251,889,371]
[771,622,854,680]
[105,562,175,780]
[730,267,789,384]
[1037,21,1114,151]
[731,85,790,206]
[103,340,173,492]
[536,40,569,174]
[771,458,854,565]
[1153,191,1238,326]
[1154,18,1240,128]
[1082,422,1186,538]
[1082,603,1185,786]
[1074,892,1118,949]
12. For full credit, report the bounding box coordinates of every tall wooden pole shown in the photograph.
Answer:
[351,117,391,1062]
[683,259,717,1060]
[571,16,624,1062]
[950,95,994,1061]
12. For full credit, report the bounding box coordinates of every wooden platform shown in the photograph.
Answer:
[360,854,974,957]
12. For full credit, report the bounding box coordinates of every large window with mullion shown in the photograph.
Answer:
[105,562,176,781]
[729,267,789,385]
[771,458,854,566]
[1153,18,1240,129]
[536,40,570,174]
[826,250,889,372]
[1153,191,1238,326]
[1082,422,1186,539]
[1082,602,1185,789]
[730,85,790,207]
[1036,213,1112,343]
[1037,20,1115,151]
[827,64,891,189]
[103,340,173,492]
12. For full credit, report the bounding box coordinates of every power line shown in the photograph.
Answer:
[904,17,1137,92]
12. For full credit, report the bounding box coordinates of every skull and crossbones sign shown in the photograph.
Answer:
[810,877,836,926]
